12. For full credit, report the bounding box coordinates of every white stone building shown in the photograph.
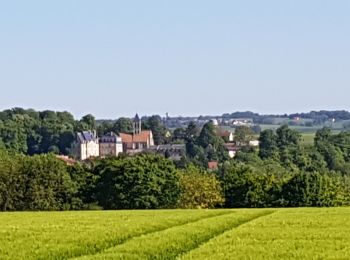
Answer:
[72,131,99,160]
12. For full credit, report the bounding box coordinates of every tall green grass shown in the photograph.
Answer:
[0,210,231,259]
[79,210,273,259]
[1,208,350,259]
[181,208,350,259]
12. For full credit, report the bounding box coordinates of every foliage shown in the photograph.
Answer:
[234,126,254,145]
[177,166,224,209]
[78,114,96,131]
[258,129,279,160]
[94,154,181,209]
[113,117,133,134]
[142,115,168,145]
[185,122,229,167]
[1,109,350,211]
[0,108,79,155]
[221,158,350,208]
[280,171,350,207]
[0,152,76,211]
[0,151,24,211]
[221,161,290,208]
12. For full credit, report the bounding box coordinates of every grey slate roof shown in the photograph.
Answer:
[100,132,122,143]
[77,131,98,143]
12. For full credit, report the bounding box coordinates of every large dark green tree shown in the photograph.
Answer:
[95,154,181,209]
[142,115,167,145]
[0,151,24,211]
[113,117,133,134]
[0,152,76,211]
[234,126,254,145]
[259,129,279,160]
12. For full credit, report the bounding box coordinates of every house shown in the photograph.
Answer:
[147,144,186,161]
[208,161,218,170]
[232,118,253,126]
[249,140,259,147]
[99,132,123,157]
[224,143,240,158]
[72,131,99,160]
[119,114,154,153]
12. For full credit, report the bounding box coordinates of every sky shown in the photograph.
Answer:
[0,1,349,119]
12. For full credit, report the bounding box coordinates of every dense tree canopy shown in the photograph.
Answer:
[177,166,224,209]
[234,126,254,145]
[0,152,76,211]
[0,108,79,155]
[1,108,350,210]
[94,154,181,209]
[184,122,229,168]
[142,115,168,145]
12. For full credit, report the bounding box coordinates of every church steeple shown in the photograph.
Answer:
[133,113,142,135]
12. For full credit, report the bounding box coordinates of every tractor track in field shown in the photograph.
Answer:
[175,210,276,259]
[72,210,275,260]
[67,210,234,260]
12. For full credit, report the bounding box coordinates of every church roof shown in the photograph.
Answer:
[120,130,152,144]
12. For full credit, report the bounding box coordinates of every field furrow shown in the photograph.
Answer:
[75,210,274,259]
[1,208,350,259]
[180,208,350,259]
[0,210,232,260]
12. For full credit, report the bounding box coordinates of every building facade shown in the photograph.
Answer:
[71,114,156,160]
[72,131,99,161]
[99,132,123,157]
[120,114,155,153]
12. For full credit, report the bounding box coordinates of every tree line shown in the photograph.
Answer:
[0,108,169,156]
[222,110,350,123]
[1,124,350,211]
[0,152,224,211]
[1,108,350,210]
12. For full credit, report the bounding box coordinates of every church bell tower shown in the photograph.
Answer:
[133,114,142,135]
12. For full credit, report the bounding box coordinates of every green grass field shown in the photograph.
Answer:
[1,208,350,259]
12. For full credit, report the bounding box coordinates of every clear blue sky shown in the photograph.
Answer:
[1,1,349,119]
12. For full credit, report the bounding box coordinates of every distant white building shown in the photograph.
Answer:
[99,132,123,157]
[249,140,259,146]
[211,119,219,126]
[224,143,240,158]
[232,118,253,126]
[72,131,99,161]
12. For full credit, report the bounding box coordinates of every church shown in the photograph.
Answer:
[119,114,155,153]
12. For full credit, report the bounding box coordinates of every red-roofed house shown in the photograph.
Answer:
[208,161,218,170]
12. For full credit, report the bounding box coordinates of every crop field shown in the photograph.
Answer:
[1,208,350,259]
